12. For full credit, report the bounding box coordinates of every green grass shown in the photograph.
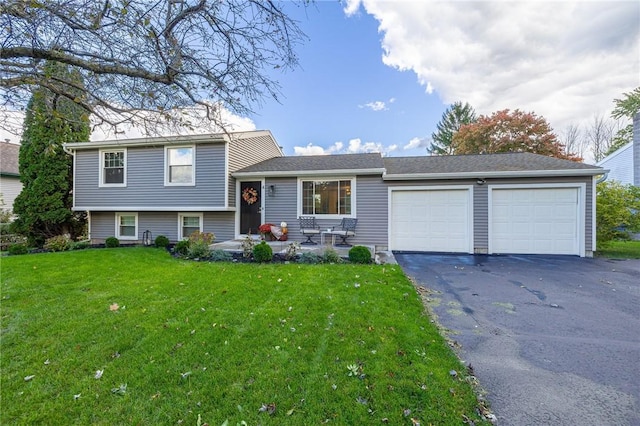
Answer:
[1,248,488,425]
[597,239,640,258]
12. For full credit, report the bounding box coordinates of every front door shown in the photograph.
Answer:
[240,181,262,235]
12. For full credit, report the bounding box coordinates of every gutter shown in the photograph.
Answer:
[596,172,609,184]
[383,168,607,180]
[233,168,386,178]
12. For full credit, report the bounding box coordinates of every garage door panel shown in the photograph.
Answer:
[490,187,579,255]
[391,189,471,252]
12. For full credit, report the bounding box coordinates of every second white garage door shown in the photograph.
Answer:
[390,188,472,252]
[490,187,581,255]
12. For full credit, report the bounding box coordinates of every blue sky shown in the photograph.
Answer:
[251,2,444,157]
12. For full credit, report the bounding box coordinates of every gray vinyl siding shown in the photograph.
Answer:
[204,212,235,242]
[90,211,116,241]
[90,211,235,243]
[473,184,489,249]
[353,176,388,247]
[75,144,227,209]
[263,177,298,238]
[227,134,283,207]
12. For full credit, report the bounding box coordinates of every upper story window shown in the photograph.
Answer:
[301,179,353,216]
[100,149,126,187]
[165,146,195,186]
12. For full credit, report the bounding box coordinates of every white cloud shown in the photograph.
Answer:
[403,136,429,150]
[1,104,256,143]
[360,101,387,111]
[359,97,396,111]
[345,0,639,132]
[294,137,406,156]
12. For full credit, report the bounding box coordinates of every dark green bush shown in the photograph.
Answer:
[154,235,170,248]
[8,243,28,255]
[44,235,72,252]
[253,241,273,263]
[349,246,372,264]
[174,240,190,256]
[105,237,120,248]
[210,249,233,262]
[71,241,90,250]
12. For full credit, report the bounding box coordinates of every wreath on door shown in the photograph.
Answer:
[242,187,258,205]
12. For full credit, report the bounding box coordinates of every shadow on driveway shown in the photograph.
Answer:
[395,253,640,426]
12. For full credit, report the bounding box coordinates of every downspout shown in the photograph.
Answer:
[596,172,608,184]
[63,145,91,242]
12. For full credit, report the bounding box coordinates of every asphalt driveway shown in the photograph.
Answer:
[394,253,640,426]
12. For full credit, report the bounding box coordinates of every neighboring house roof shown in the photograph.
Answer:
[233,153,386,177]
[596,142,634,185]
[0,141,20,177]
[383,152,604,180]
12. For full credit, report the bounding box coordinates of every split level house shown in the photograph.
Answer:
[64,130,604,257]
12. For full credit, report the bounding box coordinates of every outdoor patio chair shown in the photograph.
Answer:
[299,216,320,245]
[332,218,358,246]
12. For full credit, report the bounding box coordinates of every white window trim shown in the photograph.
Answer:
[115,212,138,240]
[99,148,127,187]
[296,177,356,219]
[164,145,196,186]
[178,212,204,240]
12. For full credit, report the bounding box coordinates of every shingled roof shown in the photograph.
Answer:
[235,151,603,179]
[233,152,385,176]
[383,152,603,179]
[0,141,20,176]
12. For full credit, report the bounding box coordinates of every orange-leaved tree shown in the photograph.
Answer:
[452,109,582,161]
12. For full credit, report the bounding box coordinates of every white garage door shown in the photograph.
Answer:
[391,189,472,252]
[490,187,580,255]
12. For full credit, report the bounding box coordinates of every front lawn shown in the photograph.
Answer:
[597,240,640,259]
[1,248,488,425]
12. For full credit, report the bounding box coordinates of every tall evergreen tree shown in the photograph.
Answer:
[428,101,477,155]
[13,62,90,246]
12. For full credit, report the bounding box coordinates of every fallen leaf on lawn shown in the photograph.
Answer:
[44,359,50,365]
[74,393,81,400]
[111,383,127,395]
[109,303,119,311]
[94,369,103,379]
[24,375,35,381]
[259,403,276,415]
[181,371,192,379]
[286,408,295,416]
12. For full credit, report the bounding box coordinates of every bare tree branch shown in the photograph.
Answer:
[0,0,306,134]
